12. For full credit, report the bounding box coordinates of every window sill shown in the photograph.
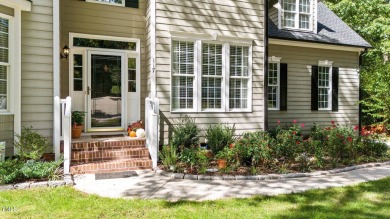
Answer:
[0,111,13,116]
[268,108,280,111]
[85,0,124,7]
[281,27,314,33]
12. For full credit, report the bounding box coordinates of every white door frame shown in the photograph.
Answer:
[86,50,127,132]
[68,33,141,132]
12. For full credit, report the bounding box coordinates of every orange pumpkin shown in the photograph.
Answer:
[129,131,136,137]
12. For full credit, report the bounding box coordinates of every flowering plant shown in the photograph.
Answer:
[127,120,144,132]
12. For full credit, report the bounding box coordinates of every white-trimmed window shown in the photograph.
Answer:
[86,0,125,7]
[268,57,281,110]
[280,0,312,30]
[229,45,250,110]
[202,43,223,110]
[171,41,195,110]
[318,61,332,110]
[0,16,10,112]
[171,40,252,112]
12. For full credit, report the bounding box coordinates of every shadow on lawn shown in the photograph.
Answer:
[160,178,390,218]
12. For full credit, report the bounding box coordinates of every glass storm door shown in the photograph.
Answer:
[87,51,125,131]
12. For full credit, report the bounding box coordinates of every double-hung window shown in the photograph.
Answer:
[171,40,251,112]
[268,62,280,110]
[171,41,195,110]
[229,46,250,110]
[202,43,223,110]
[318,65,332,110]
[0,16,10,111]
[281,0,312,31]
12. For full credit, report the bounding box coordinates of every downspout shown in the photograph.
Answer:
[264,0,269,131]
[358,48,368,134]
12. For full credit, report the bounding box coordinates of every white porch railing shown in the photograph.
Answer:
[54,96,72,174]
[145,97,159,168]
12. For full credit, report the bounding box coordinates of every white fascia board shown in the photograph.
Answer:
[269,38,366,52]
[0,0,31,11]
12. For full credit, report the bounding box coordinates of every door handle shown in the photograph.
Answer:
[87,86,92,95]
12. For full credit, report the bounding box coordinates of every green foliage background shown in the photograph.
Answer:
[323,0,390,124]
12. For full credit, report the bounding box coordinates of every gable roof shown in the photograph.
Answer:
[268,2,372,48]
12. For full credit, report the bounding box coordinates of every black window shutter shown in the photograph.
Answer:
[311,66,319,111]
[125,0,139,8]
[280,63,288,111]
[332,67,339,112]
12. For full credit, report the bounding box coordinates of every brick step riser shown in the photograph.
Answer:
[70,161,152,174]
[71,146,146,152]
[71,155,150,163]
[70,140,146,151]
[70,166,151,174]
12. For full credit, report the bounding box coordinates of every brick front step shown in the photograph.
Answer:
[70,158,152,174]
[71,148,150,163]
[71,139,146,152]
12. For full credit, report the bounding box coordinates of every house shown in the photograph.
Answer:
[0,0,370,172]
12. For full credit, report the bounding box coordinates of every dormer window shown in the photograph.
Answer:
[280,0,313,31]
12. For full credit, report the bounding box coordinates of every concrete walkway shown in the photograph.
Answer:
[73,165,390,201]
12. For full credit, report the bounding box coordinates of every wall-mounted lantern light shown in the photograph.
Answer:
[60,45,70,60]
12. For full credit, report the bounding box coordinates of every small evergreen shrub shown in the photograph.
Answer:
[171,116,199,149]
[205,123,236,154]
[14,127,49,161]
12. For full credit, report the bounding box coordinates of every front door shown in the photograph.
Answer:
[87,51,126,131]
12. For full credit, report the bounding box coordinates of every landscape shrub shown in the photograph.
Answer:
[0,159,62,185]
[275,125,303,164]
[359,134,388,157]
[171,116,199,149]
[159,145,178,170]
[14,126,49,161]
[234,131,273,167]
[205,123,236,154]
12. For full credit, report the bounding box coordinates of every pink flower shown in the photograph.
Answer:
[277,120,281,124]
[293,120,297,124]
[301,123,305,128]
[347,137,353,143]
[331,121,335,125]
[354,125,359,131]
[292,131,296,135]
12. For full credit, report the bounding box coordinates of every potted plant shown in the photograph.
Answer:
[71,111,86,139]
[215,147,233,169]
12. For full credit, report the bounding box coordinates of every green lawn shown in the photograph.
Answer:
[1,178,389,219]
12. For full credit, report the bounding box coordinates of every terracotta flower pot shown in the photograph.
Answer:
[217,159,227,169]
[72,125,83,139]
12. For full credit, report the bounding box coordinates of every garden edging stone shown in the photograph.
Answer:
[0,179,72,191]
[154,161,390,181]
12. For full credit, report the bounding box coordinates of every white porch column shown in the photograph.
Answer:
[13,9,22,154]
[53,0,61,160]
[150,0,156,99]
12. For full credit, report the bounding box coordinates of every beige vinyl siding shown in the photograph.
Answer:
[268,44,359,130]
[60,0,147,120]
[21,0,54,142]
[155,0,265,143]
[0,115,13,156]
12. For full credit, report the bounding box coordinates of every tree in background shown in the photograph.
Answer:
[324,0,390,125]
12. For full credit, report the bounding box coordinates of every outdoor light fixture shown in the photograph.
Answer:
[61,45,69,60]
